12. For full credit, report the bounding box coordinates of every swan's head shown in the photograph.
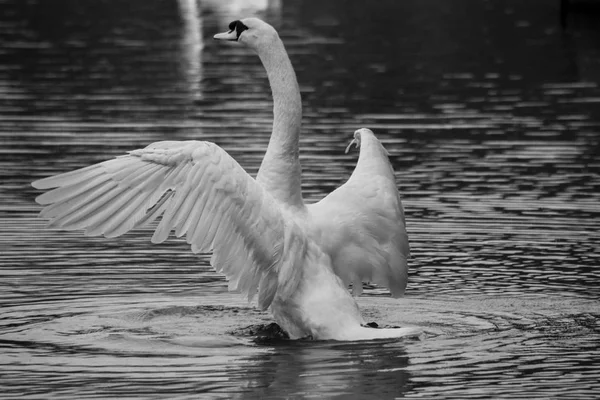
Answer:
[214,18,279,51]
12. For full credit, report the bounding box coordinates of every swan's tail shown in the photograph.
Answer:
[350,326,422,341]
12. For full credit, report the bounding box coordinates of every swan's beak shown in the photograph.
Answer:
[214,30,238,41]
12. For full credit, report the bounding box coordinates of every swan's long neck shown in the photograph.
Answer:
[255,37,304,210]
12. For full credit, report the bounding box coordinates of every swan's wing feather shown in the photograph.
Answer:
[309,166,409,297]
[33,140,285,309]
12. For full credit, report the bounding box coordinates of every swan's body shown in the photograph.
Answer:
[32,18,417,341]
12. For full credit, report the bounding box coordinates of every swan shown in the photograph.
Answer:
[32,18,418,341]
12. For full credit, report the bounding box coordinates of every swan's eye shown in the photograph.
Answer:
[228,20,249,40]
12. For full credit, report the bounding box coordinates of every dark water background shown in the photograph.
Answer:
[1,0,600,398]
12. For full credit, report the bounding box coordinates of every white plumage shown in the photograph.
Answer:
[32,18,418,341]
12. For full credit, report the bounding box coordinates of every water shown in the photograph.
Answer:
[2,0,600,398]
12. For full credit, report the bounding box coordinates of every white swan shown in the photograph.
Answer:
[32,18,418,341]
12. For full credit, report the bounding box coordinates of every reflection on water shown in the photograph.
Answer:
[1,0,600,398]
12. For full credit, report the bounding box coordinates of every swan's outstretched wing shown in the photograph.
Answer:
[32,140,286,309]
[308,130,409,297]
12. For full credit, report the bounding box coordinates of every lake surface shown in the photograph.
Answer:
[1,0,600,398]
